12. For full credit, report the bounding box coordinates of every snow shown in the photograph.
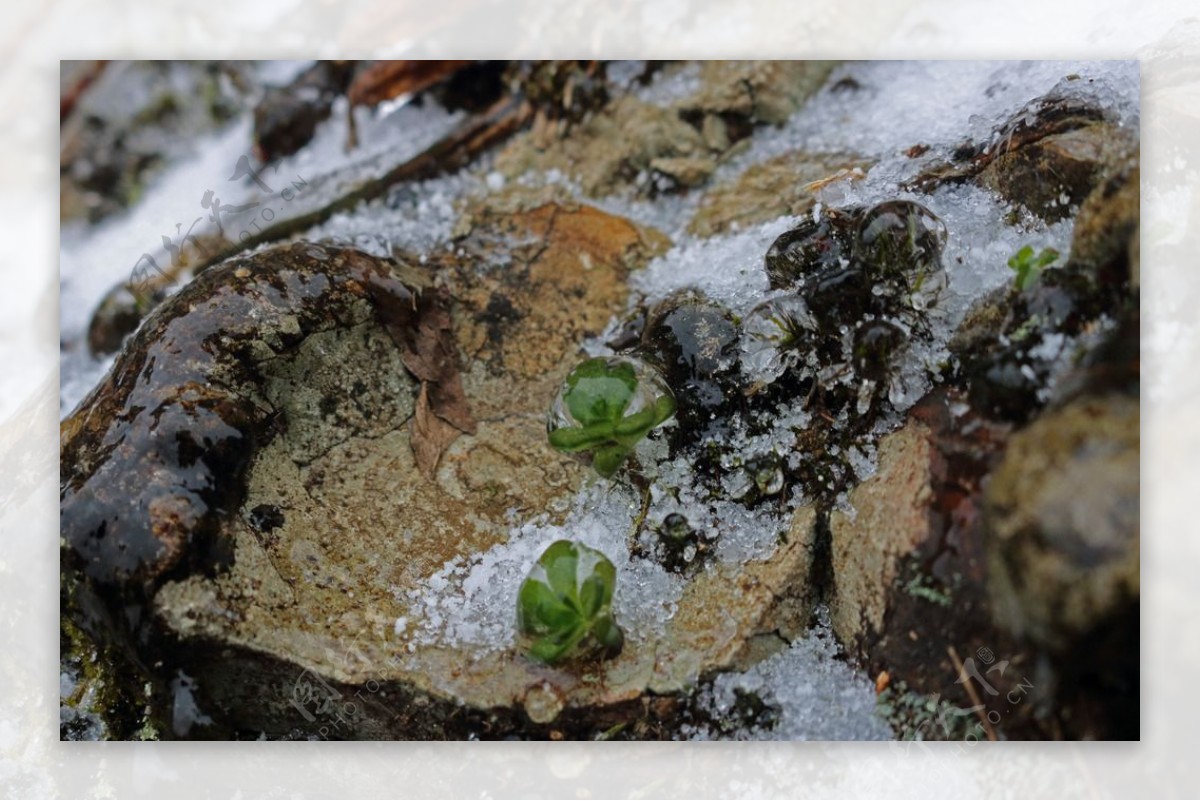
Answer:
[680,607,893,741]
[402,480,686,653]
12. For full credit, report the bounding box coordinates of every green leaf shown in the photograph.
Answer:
[1033,247,1060,269]
[516,540,625,665]
[548,422,615,453]
[1007,244,1034,271]
[563,358,637,426]
[1007,245,1059,291]
[526,583,579,631]
[651,394,677,426]
[528,624,587,664]
[591,443,630,478]
[578,574,606,619]
[592,615,624,655]
[517,573,578,634]
[540,540,581,607]
[612,406,659,440]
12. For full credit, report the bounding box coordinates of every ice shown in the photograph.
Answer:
[630,216,793,316]
[401,481,686,653]
[633,61,703,107]
[710,60,1139,186]
[680,609,892,741]
[170,671,214,738]
[303,172,482,259]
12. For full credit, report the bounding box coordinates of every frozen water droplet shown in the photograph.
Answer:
[739,295,818,384]
[547,355,676,477]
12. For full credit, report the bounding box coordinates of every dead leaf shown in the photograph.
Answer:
[409,383,462,480]
[369,268,477,438]
[401,288,477,435]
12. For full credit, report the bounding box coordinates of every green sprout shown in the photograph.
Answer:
[1007,245,1059,291]
[517,540,624,665]
[547,357,676,478]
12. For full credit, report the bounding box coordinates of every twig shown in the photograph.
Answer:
[947,645,998,741]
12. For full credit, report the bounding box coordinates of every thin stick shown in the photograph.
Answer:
[948,645,998,741]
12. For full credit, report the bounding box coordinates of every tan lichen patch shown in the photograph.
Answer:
[678,61,838,125]
[828,421,934,649]
[493,95,707,197]
[446,197,669,419]
[688,150,872,238]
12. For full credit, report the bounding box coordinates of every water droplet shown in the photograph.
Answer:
[739,295,818,384]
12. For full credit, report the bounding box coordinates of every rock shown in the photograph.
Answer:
[956,153,1139,425]
[678,62,837,126]
[86,283,161,357]
[493,95,706,197]
[61,201,822,739]
[445,191,671,421]
[908,88,1133,212]
[60,61,250,223]
[253,61,356,162]
[636,292,741,442]
[984,394,1139,650]
[829,421,936,649]
[689,151,870,238]
[649,156,716,188]
[825,391,1042,736]
[978,121,1133,222]
[493,62,838,200]
[1066,158,1139,289]
[983,392,1139,739]
[947,285,1012,362]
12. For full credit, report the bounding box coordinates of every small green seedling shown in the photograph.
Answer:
[517,540,624,665]
[1007,245,1059,291]
[547,357,676,478]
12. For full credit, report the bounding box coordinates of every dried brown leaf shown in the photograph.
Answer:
[399,288,477,435]
[409,383,462,480]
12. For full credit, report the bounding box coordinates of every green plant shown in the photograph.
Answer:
[517,540,624,664]
[1007,245,1059,291]
[547,357,676,478]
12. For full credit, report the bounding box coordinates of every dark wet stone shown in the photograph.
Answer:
[253,61,356,162]
[646,512,710,575]
[966,345,1049,422]
[851,319,907,383]
[978,121,1133,223]
[638,292,741,436]
[852,200,947,282]
[61,242,437,591]
[86,283,166,356]
[763,207,859,290]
